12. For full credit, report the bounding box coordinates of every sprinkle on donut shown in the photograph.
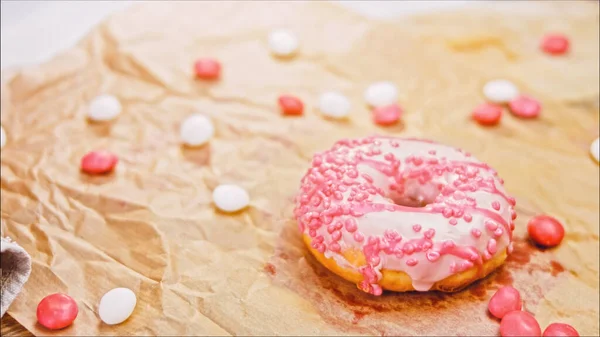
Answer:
[294,137,516,294]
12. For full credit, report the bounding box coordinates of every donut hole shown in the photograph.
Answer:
[388,180,440,208]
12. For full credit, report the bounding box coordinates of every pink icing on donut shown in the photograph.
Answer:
[294,137,516,294]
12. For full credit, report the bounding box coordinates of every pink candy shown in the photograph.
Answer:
[543,323,579,337]
[488,286,522,319]
[500,311,541,337]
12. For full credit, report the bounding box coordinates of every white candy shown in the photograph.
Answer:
[268,29,299,57]
[98,288,137,325]
[88,94,122,121]
[212,184,250,213]
[483,80,519,103]
[318,92,351,119]
[364,81,398,107]
[591,138,599,163]
[180,114,214,147]
[0,126,6,149]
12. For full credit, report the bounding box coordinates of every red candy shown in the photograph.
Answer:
[500,311,541,337]
[472,103,502,126]
[278,95,304,116]
[541,34,570,55]
[527,215,565,247]
[373,104,402,126]
[543,323,579,337]
[488,286,522,319]
[194,58,221,80]
[81,150,118,174]
[37,293,78,330]
[509,95,541,119]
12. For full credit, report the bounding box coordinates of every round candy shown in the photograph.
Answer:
[1,125,6,148]
[278,95,304,116]
[373,104,402,126]
[488,286,522,319]
[543,323,579,337]
[36,293,78,330]
[364,81,398,107]
[590,137,599,163]
[508,95,541,119]
[81,150,118,175]
[180,114,214,147]
[483,80,519,103]
[212,184,250,213]
[527,215,565,247]
[541,34,570,55]
[88,95,122,122]
[318,92,351,119]
[194,58,221,80]
[500,311,542,337]
[472,103,503,126]
[268,29,299,57]
[98,288,137,325]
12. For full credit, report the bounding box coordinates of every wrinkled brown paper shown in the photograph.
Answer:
[1,1,599,335]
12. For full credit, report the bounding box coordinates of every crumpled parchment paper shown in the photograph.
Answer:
[0,1,598,335]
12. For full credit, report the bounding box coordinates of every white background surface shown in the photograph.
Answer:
[0,0,469,70]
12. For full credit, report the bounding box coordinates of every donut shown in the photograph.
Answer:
[294,136,516,295]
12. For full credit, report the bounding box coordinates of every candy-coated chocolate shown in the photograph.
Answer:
[194,58,221,80]
[509,96,541,119]
[364,82,398,107]
[472,103,502,126]
[373,104,402,126]
[81,150,118,175]
[488,286,522,319]
[37,293,78,330]
[500,311,541,337]
[543,323,579,337]
[278,95,304,116]
[541,34,570,55]
[527,215,565,247]
[483,80,519,103]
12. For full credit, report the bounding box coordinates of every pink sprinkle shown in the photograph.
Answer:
[443,240,456,249]
[327,224,336,234]
[485,220,498,231]
[406,258,418,266]
[331,231,342,241]
[482,251,492,261]
[471,228,482,238]
[463,213,473,222]
[494,228,504,237]
[492,201,501,210]
[442,208,454,218]
[412,224,422,232]
[487,239,498,255]
[330,242,341,252]
[345,219,357,232]
[370,256,381,265]
[354,232,365,242]
[424,229,436,239]
[426,251,440,262]
[449,219,458,225]
[403,244,415,254]
[507,242,514,254]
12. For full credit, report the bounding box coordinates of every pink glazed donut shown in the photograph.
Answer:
[294,137,516,295]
